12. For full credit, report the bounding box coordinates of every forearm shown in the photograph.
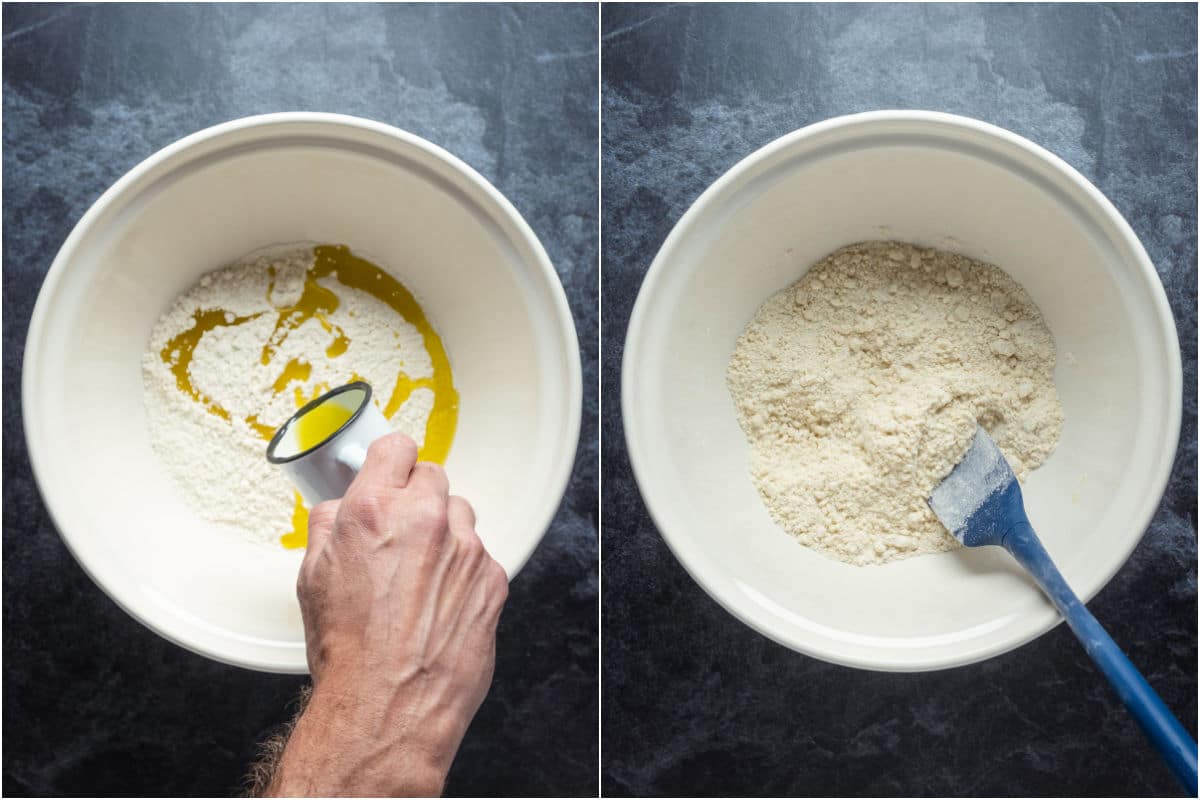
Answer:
[266,685,448,798]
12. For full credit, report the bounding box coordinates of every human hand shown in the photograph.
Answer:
[266,433,509,797]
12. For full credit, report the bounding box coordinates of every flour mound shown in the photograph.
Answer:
[142,246,435,546]
[727,242,1064,566]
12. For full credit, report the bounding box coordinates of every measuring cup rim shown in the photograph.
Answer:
[265,381,373,465]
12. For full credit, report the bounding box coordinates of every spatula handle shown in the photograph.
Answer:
[1005,522,1198,795]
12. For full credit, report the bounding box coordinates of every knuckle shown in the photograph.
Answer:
[461,531,485,558]
[367,432,417,464]
[413,495,449,532]
[449,495,476,526]
[308,500,339,532]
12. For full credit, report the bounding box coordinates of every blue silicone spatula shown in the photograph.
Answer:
[929,427,1198,794]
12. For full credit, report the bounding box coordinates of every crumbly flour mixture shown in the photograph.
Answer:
[727,242,1063,565]
[142,245,436,546]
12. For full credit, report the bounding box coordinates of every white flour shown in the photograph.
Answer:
[142,245,435,546]
[727,242,1064,566]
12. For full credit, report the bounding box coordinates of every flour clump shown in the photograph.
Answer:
[727,242,1063,565]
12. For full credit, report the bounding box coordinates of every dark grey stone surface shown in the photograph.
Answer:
[602,3,1196,797]
[3,4,597,796]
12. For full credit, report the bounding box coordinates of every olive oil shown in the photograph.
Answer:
[294,399,355,452]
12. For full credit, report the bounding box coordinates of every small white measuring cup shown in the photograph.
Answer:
[265,381,391,504]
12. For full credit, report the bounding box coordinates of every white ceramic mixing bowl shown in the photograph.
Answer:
[623,111,1181,671]
[24,113,581,673]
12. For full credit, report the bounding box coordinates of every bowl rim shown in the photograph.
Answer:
[22,112,582,673]
[622,109,1183,672]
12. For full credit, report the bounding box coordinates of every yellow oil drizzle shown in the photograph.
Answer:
[162,309,264,421]
[160,244,459,550]
[313,245,459,463]
[293,382,331,409]
[325,330,350,358]
[261,277,338,366]
[280,492,308,550]
[273,358,312,392]
[244,415,276,440]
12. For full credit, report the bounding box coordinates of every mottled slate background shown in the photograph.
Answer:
[3,4,597,796]
[602,3,1197,797]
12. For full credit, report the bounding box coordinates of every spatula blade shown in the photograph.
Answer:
[928,427,1019,546]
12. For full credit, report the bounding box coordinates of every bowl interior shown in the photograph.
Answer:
[26,118,579,672]
[625,115,1179,670]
